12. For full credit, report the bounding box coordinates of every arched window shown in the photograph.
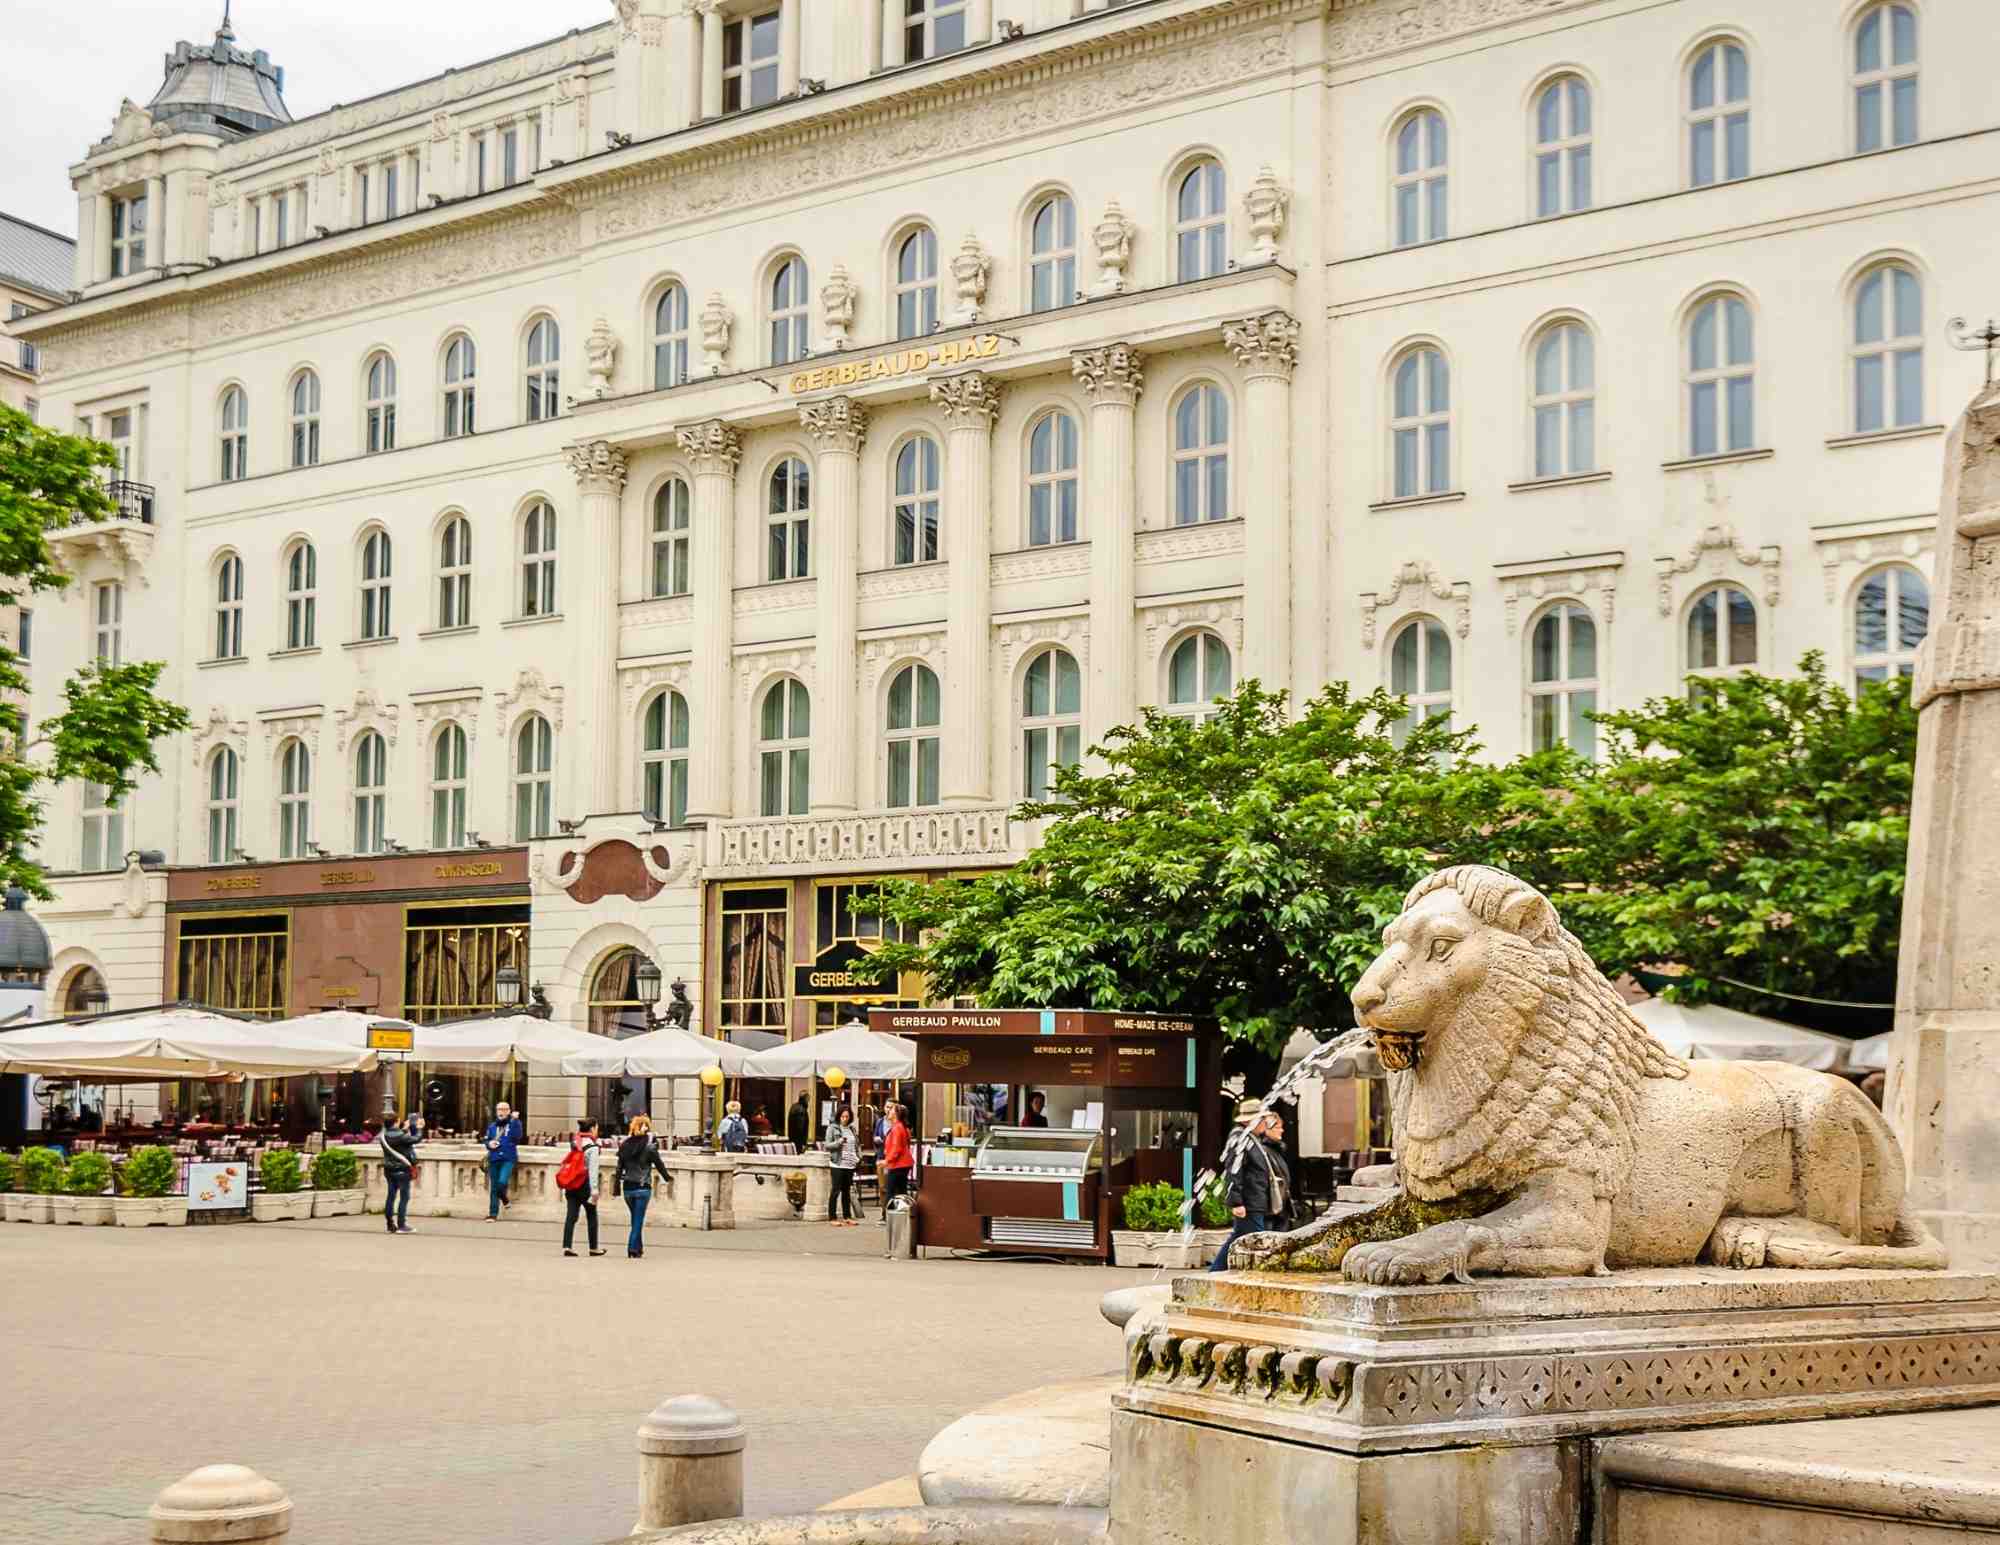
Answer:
[653,283,690,389]
[1174,159,1227,281]
[520,501,557,617]
[213,554,244,660]
[1687,38,1750,186]
[894,227,939,340]
[438,516,472,628]
[905,0,968,62]
[885,663,942,809]
[525,316,561,422]
[1854,564,1930,687]
[1027,409,1079,546]
[364,352,397,453]
[767,456,811,581]
[642,690,690,826]
[1853,263,1922,433]
[1390,346,1451,497]
[768,256,809,365]
[1531,322,1595,478]
[278,738,311,859]
[218,387,248,481]
[353,731,388,854]
[1166,633,1232,724]
[1854,3,1917,153]
[652,478,691,597]
[431,724,469,848]
[442,333,477,437]
[206,747,240,864]
[359,529,393,639]
[62,965,109,1016]
[1392,110,1448,246]
[283,540,317,650]
[1029,195,1077,312]
[585,948,650,1135]
[1686,293,1754,456]
[1388,618,1452,745]
[1528,603,1598,756]
[513,714,555,839]
[80,781,123,872]
[289,370,321,468]
[892,435,942,565]
[1021,647,1082,800]
[1686,582,1758,697]
[758,680,811,817]
[1533,76,1592,218]
[1171,383,1229,525]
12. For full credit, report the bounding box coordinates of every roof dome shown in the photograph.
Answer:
[0,886,51,979]
[147,7,290,140]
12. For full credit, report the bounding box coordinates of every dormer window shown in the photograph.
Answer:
[110,193,147,276]
[724,11,780,112]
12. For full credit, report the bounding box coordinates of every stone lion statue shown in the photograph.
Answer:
[1232,865,1948,1282]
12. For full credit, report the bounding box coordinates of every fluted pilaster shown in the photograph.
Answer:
[1073,343,1144,751]
[1223,310,1300,699]
[677,420,741,822]
[932,372,1001,804]
[562,440,630,816]
[801,397,868,813]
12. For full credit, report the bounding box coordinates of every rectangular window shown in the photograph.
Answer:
[357,169,371,225]
[718,887,789,1034]
[723,12,781,114]
[475,136,488,193]
[275,192,289,248]
[250,202,262,253]
[176,916,289,1020]
[93,582,123,664]
[17,609,31,662]
[501,129,518,187]
[109,193,147,275]
[529,118,542,173]
[383,162,400,218]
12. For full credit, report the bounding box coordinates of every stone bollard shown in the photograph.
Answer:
[147,1465,291,1543]
[635,1394,745,1533]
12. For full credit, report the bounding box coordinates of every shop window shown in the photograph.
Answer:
[62,966,108,1016]
[587,948,652,1134]
[403,905,528,1023]
[719,886,789,1037]
[176,914,287,1020]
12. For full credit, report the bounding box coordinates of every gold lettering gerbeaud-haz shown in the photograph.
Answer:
[789,334,1003,394]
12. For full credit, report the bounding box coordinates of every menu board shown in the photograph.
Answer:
[186,1160,248,1211]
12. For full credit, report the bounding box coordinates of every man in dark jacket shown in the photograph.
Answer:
[1209,1100,1293,1271]
[380,1113,421,1235]
[786,1092,811,1150]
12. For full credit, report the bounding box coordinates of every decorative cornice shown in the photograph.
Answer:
[1137,519,1247,566]
[1494,553,1624,635]
[493,667,565,736]
[733,579,815,617]
[564,439,629,494]
[799,395,869,455]
[931,371,1002,430]
[676,420,742,477]
[1222,310,1300,382]
[1810,515,1935,601]
[332,687,400,749]
[992,543,1093,587]
[1358,560,1472,648]
[1654,524,1783,614]
[1142,598,1244,664]
[1073,343,1144,407]
[618,657,693,711]
[859,565,950,603]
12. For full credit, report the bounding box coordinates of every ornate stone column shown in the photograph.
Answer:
[696,0,724,120]
[1223,310,1301,700]
[880,0,905,68]
[563,441,630,816]
[678,421,741,823]
[932,372,1001,804]
[800,397,867,813]
[1073,343,1144,750]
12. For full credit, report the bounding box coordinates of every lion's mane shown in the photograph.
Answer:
[1388,866,1687,1204]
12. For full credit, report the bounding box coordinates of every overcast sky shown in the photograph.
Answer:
[5,0,603,237]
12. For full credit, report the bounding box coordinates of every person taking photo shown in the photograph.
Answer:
[616,1114,674,1258]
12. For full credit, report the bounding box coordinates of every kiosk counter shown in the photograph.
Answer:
[871,1007,1224,1261]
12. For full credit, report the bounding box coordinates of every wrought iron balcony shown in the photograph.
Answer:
[49,480,158,581]
[104,480,156,524]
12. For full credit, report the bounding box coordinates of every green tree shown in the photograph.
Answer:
[0,403,191,894]
[861,682,1568,1057]
[1549,653,1912,1029]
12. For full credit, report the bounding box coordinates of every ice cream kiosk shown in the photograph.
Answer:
[872,1007,1223,1260]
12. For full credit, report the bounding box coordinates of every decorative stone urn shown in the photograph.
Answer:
[48,1193,115,1226]
[310,1188,364,1218]
[251,1191,315,1223]
[6,1191,52,1223]
[114,1195,189,1227]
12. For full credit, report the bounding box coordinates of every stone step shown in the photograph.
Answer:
[1333,1184,1396,1205]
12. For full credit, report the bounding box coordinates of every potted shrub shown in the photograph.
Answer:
[0,1151,16,1202]
[309,1147,364,1217]
[252,1150,313,1221]
[50,1151,115,1226]
[1112,1181,1208,1269]
[1191,1175,1235,1259]
[9,1148,65,1223]
[115,1145,187,1227]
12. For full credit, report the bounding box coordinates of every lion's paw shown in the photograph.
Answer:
[1226,1231,1293,1271]
[1708,1217,1771,1270]
[1343,1231,1472,1286]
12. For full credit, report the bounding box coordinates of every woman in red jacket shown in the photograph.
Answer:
[880,1102,915,1207]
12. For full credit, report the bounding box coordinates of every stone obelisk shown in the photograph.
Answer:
[1889,378,2000,1269]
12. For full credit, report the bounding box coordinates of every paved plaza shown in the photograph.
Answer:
[0,1213,1134,1544]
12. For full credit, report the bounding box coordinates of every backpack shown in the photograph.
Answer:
[555,1137,592,1193]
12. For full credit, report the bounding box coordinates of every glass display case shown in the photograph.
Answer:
[970,1125,1103,1182]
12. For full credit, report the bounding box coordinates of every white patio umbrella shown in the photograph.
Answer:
[1846,1030,1893,1072]
[559,1024,751,1078]
[410,1014,612,1066]
[0,1005,380,1078]
[1625,997,1850,1071]
[742,1021,916,1081]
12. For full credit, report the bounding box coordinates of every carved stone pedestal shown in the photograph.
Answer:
[1110,1267,2000,1545]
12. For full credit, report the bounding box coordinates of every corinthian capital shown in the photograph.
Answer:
[563,439,629,493]
[1071,343,1144,406]
[799,396,868,454]
[930,371,1001,430]
[676,419,742,476]
[1223,311,1301,381]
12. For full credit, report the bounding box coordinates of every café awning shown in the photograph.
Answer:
[559,1024,752,1078]
[0,1005,380,1078]
[1625,997,1850,1071]
[742,1022,916,1081]
[411,1014,611,1066]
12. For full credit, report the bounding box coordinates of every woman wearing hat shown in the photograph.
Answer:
[1210,1098,1294,1272]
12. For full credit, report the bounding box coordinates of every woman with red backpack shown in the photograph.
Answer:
[557,1116,605,1258]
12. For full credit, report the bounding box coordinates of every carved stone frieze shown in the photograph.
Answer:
[1223,311,1301,381]
[617,658,692,711]
[930,371,1002,430]
[409,691,481,738]
[1359,560,1471,647]
[1141,598,1244,663]
[713,807,1016,877]
[676,420,741,477]
[992,544,1092,587]
[859,565,950,603]
[1812,515,1935,601]
[799,395,868,455]
[1654,523,1782,614]
[1136,520,1246,566]
[861,631,947,697]
[735,647,814,704]
[1495,552,1624,635]
[493,668,564,737]
[1073,344,1144,407]
[189,702,251,770]
[733,579,814,617]
[1325,0,1590,64]
[332,687,400,750]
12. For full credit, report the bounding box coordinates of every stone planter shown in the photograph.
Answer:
[1111,1230,1209,1270]
[114,1195,189,1227]
[6,1192,53,1223]
[251,1191,314,1222]
[311,1187,364,1218]
[49,1194,115,1226]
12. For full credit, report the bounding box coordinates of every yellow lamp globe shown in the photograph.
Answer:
[823,1066,847,1090]
[698,1063,725,1088]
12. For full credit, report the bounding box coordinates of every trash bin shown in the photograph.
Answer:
[884,1196,915,1260]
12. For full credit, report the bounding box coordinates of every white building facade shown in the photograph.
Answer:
[14,0,1989,1134]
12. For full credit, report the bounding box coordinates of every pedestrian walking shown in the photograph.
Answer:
[824,1105,860,1225]
[482,1100,524,1221]
[880,1101,914,1209]
[379,1112,420,1234]
[1209,1100,1293,1272]
[558,1116,606,1257]
[616,1114,673,1258]
[718,1100,750,1153]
